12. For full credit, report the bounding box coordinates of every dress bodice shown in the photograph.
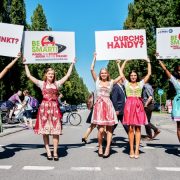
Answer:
[95,78,113,97]
[42,82,59,101]
[124,79,144,97]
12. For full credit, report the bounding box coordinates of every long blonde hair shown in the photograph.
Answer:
[99,68,110,81]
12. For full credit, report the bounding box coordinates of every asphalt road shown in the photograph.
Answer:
[0,110,180,180]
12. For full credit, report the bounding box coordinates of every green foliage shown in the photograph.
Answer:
[0,2,89,104]
[108,0,180,102]
[31,4,48,31]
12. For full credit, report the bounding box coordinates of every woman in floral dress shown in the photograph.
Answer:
[24,61,74,160]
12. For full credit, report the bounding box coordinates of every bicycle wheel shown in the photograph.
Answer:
[68,112,82,126]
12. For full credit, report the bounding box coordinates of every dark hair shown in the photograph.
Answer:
[99,68,111,81]
[128,70,140,82]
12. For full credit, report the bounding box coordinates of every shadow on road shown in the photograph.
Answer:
[146,143,180,157]
[0,142,87,159]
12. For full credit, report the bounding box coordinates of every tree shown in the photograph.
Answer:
[108,0,180,101]
[31,4,48,31]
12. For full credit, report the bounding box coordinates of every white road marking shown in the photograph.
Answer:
[71,167,101,171]
[0,165,12,170]
[115,167,143,171]
[81,146,96,149]
[143,146,155,150]
[23,166,54,171]
[156,167,180,172]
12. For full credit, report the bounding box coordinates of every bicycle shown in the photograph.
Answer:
[62,109,82,126]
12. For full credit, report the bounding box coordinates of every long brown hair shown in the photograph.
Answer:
[99,68,111,81]
[43,68,56,82]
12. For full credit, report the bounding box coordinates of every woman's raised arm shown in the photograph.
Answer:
[143,57,152,83]
[0,52,21,79]
[91,52,97,81]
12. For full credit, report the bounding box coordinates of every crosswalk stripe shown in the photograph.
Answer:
[115,167,143,171]
[23,166,54,170]
[156,167,180,172]
[0,165,12,170]
[71,167,101,171]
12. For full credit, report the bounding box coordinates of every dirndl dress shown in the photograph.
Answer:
[34,81,62,135]
[123,79,148,126]
[92,78,118,126]
[170,76,180,121]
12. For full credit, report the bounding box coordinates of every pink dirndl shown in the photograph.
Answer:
[123,97,147,126]
[34,82,62,135]
[92,78,118,126]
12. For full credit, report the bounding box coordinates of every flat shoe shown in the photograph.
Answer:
[82,138,87,144]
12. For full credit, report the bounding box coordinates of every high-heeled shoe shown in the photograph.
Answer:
[103,148,111,158]
[47,155,53,160]
[98,148,103,157]
[53,155,59,161]
[129,154,135,158]
[82,138,87,144]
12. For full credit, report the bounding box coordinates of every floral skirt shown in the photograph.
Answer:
[123,97,148,126]
[34,100,62,135]
[92,96,118,126]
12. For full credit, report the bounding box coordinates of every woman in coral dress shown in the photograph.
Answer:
[91,53,121,158]
[120,58,151,159]
[24,61,74,161]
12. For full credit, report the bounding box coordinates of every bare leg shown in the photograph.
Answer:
[135,126,141,158]
[53,135,59,157]
[43,135,51,157]
[98,126,104,155]
[128,125,135,157]
[23,116,28,126]
[104,126,112,156]
[82,124,96,141]
[177,122,180,143]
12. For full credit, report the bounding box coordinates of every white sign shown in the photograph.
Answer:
[156,27,180,59]
[23,31,75,64]
[95,29,147,60]
[0,23,24,57]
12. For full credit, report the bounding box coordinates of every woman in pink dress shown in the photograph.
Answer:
[24,61,74,161]
[120,58,151,159]
[91,53,121,158]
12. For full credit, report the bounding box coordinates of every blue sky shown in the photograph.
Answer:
[25,0,133,91]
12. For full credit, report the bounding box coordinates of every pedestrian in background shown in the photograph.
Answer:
[142,82,160,140]
[22,90,33,129]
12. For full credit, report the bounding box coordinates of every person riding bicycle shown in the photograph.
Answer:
[0,90,22,122]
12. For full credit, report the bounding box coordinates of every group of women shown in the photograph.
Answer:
[0,52,179,160]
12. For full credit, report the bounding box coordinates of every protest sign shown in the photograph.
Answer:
[0,23,24,57]
[23,31,75,64]
[156,27,180,59]
[95,29,147,60]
